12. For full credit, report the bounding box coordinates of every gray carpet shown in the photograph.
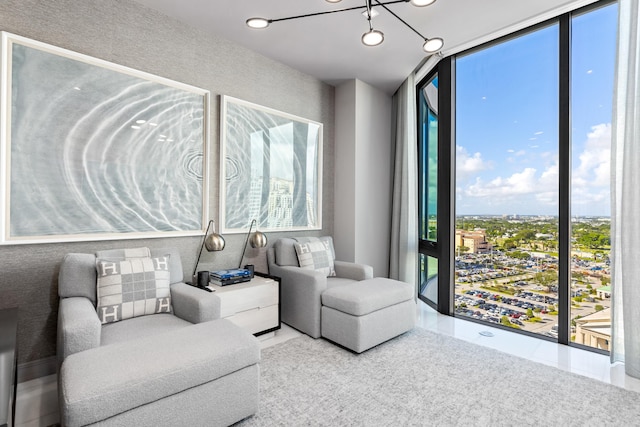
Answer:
[237,328,640,426]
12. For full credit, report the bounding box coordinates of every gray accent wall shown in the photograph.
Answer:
[334,79,393,277]
[0,0,334,365]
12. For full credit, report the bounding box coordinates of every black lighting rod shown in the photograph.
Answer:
[373,0,426,40]
[270,0,409,24]
[192,219,214,278]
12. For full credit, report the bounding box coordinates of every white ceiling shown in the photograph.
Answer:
[132,0,597,94]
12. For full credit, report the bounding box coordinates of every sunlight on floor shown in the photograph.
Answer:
[416,301,640,393]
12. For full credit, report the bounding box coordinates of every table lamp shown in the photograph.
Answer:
[238,219,268,268]
[192,219,225,284]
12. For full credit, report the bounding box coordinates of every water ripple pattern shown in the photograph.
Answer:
[7,42,205,237]
[224,99,321,232]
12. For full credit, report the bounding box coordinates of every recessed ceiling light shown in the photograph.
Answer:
[131,125,141,130]
[148,122,158,127]
[136,119,146,124]
[326,0,342,3]
[73,86,81,91]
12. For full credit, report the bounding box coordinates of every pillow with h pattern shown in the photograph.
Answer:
[95,255,171,324]
[294,237,336,277]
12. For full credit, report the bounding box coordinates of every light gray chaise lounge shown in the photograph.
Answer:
[57,247,260,427]
[267,237,416,353]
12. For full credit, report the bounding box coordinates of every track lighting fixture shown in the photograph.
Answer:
[246,0,443,54]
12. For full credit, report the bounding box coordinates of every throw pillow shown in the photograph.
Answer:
[95,255,171,324]
[294,237,336,277]
[95,246,151,260]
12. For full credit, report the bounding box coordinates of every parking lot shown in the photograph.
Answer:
[454,252,609,338]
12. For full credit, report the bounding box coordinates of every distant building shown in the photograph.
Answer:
[530,252,550,259]
[574,308,610,351]
[267,178,294,229]
[596,285,611,299]
[535,233,554,239]
[455,229,493,254]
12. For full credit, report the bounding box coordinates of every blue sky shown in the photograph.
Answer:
[455,3,617,217]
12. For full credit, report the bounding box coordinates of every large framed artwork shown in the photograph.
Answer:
[0,32,210,244]
[220,96,322,233]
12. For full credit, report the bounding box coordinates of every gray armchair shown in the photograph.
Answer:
[57,247,260,427]
[267,237,373,338]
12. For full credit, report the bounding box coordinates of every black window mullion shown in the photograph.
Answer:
[558,13,571,345]
[437,56,454,315]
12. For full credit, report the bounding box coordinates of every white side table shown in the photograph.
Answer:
[209,273,280,337]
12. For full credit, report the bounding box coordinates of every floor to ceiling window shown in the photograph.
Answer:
[569,4,616,350]
[418,74,439,306]
[417,0,617,352]
[454,21,559,340]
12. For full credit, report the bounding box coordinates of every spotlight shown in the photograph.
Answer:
[246,17,270,29]
[362,29,384,47]
[423,37,444,53]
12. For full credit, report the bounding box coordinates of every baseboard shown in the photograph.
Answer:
[17,356,57,383]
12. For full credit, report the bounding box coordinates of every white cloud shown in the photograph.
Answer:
[466,167,537,198]
[462,160,560,209]
[456,145,490,182]
[456,124,611,215]
[571,123,611,213]
[573,123,610,183]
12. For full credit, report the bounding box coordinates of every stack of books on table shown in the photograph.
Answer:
[209,268,252,286]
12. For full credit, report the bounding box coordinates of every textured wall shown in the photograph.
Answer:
[0,0,334,365]
[334,80,393,277]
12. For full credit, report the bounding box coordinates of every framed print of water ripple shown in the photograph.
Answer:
[220,96,322,234]
[0,32,209,244]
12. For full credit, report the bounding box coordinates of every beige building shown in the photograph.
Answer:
[574,308,611,351]
[455,229,493,254]
[596,285,611,299]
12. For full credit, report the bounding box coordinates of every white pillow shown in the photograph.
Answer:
[294,238,336,277]
[95,255,171,324]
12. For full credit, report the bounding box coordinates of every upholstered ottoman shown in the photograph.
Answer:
[59,319,260,426]
[320,277,416,353]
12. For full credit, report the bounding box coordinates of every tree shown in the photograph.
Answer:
[577,232,606,249]
[458,245,471,255]
[503,240,517,250]
[516,229,536,242]
[508,251,531,260]
[534,271,556,292]
[595,304,604,312]
[526,308,534,318]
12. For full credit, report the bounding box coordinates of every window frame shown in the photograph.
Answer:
[416,0,616,354]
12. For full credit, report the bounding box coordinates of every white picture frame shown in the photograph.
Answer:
[220,96,323,234]
[0,32,210,244]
